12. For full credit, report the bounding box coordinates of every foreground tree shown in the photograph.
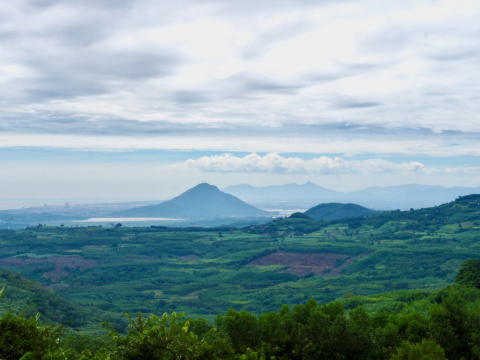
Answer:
[390,339,446,360]
[104,312,206,360]
[456,257,480,289]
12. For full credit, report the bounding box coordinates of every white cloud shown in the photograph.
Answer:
[164,153,436,175]
[0,0,479,155]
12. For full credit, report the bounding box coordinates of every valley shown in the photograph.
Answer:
[0,195,479,323]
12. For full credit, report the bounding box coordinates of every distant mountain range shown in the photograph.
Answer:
[223,182,337,201]
[222,182,480,210]
[3,182,479,227]
[304,203,378,220]
[119,183,271,219]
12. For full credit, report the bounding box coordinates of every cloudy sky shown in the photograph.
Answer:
[1,0,479,208]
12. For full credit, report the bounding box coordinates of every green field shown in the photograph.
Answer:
[0,194,479,326]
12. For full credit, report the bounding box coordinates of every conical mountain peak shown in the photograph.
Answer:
[188,183,220,192]
[119,183,269,219]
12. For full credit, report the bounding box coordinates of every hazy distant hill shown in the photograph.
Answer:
[345,184,480,209]
[223,181,338,201]
[304,203,378,220]
[222,182,480,210]
[119,183,271,219]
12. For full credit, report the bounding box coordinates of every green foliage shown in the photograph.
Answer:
[77,348,110,360]
[289,212,313,220]
[239,348,263,360]
[216,309,260,354]
[104,312,207,360]
[0,270,126,333]
[428,291,476,360]
[305,202,378,220]
[390,339,446,360]
[0,312,64,360]
[61,334,112,360]
[456,256,480,289]
[183,317,213,339]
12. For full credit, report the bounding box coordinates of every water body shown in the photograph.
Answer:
[78,217,184,222]
[262,209,308,216]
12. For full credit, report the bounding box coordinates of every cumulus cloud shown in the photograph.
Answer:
[164,153,435,175]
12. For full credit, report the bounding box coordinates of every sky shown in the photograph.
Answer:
[1,0,480,208]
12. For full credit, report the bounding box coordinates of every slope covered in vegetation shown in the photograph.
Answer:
[304,202,378,220]
[0,270,126,333]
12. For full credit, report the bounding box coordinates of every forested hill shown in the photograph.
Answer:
[0,270,126,332]
[247,193,480,235]
[119,183,270,219]
[304,202,378,220]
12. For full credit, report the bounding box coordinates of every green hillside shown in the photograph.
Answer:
[119,183,270,219]
[304,202,378,220]
[0,270,126,333]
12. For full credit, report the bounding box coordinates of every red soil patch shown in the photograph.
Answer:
[43,257,97,281]
[177,255,198,262]
[0,258,44,267]
[126,257,160,262]
[44,268,71,281]
[247,251,349,276]
[0,256,97,281]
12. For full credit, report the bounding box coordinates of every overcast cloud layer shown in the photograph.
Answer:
[1,0,480,155]
[1,0,480,207]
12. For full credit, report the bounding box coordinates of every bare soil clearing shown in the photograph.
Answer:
[0,256,97,281]
[0,257,44,267]
[125,257,161,262]
[247,251,349,276]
